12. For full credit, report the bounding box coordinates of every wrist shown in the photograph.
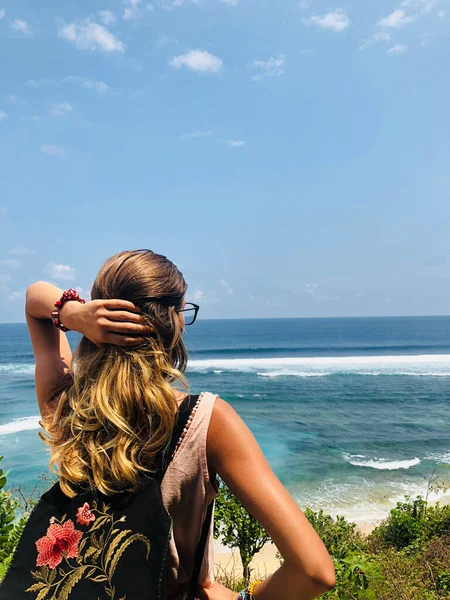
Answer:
[58,301,82,332]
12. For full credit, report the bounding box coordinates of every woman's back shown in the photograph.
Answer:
[22,249,336,600]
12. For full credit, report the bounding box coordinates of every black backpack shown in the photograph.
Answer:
[0,394,213,600]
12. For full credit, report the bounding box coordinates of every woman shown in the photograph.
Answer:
[26,249,335,600]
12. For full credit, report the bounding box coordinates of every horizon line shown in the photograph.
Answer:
[2,314,450,325]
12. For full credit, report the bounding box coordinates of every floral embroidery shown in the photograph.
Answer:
[76,502,96,527]
[26,502,151,600]
[36,521,83,569]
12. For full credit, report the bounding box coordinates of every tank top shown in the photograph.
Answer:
[161,391,218,599]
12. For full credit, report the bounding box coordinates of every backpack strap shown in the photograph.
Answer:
[155,394,200,482]
[156,393,213,599]
[188,500,214,600]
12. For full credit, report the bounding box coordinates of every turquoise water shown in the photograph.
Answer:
[1,318,450,522]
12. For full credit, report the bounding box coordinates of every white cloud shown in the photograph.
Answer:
[9,246,35,255]
[123,0,154,20]
[58,20,126,53]
[183,131,213,138]
[11,18,31,34]
[24,79,40,88]
[183,132,246,147]
[305,283,318,296]
[359,31,392,50]
[0,273,12,289]
[0,9,5,19]
[251,54,286,81]
[64,76,109,93]
[8,95,24,105]
[193,289,204,302]
[44,262,77,281]
[306,9,350,31]
[224,140,247,147]
[378,9,416,27]
[437,9,445,18]
[220,278,234,295]
[39,144,66,157]
[75,286,91,299]
[49,102,73,117]
[170,49,223,73]
[8,291,24,301]
[0,110,7,121]
[401,0,439,12]
[387,43,409,53]
[304,283,338,301]
[1,258,21,269]
[98,10,116,24]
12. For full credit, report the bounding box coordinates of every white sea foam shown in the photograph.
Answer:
[212,370,223,374]
[0,363,35,376]
[0,416,41,435]
[188,354,450,378]
[257,371,331,378]
[424,451,450,464]
[343,453,421,471]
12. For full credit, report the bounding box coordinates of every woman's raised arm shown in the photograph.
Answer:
[25,281,151,417]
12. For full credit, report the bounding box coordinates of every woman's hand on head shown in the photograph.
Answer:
[59,299,153,347]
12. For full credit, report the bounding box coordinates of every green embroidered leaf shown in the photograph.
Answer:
[98,531,105,549]
[90,575,108,583]
[25,582,47,592]
[58,566,88,600]
[48,569,56,585]
[60,514,67,523]
[40,566,49,581]
[79,536,88,553]
[86,568,97,577]
[93,548,102,561]
[108,534,151,579]
[104,530,132,570]
[36,587,50,600]
[30,569,44,582]
[84,546,98,560]
[89,515,109,532]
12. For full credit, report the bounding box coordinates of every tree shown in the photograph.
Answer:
[213,479,270,583]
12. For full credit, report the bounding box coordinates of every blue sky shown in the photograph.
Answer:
[0,0,449,321]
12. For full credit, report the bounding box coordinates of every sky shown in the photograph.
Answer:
[0,0,449,322]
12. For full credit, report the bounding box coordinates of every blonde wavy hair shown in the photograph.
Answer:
[42,250,189,497]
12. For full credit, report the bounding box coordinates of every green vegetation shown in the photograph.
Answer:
[215,467,450,599]
[1,461,449,599]
[0,457,30,580]
[214,478,270,583]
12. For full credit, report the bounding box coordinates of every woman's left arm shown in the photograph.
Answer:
[26,282,73,418]
[26,281,151,418]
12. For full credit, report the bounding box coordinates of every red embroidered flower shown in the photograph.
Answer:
[76,502,96,527]
[36,520,83,569]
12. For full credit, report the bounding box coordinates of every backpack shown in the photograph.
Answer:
[0,394,213,600]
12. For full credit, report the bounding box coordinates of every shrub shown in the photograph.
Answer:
[304,508,368,561]
[214,479,270,583]
[370,495,450,552]
[0,458,30,578]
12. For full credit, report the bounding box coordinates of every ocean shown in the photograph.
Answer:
[1,317,450,524]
